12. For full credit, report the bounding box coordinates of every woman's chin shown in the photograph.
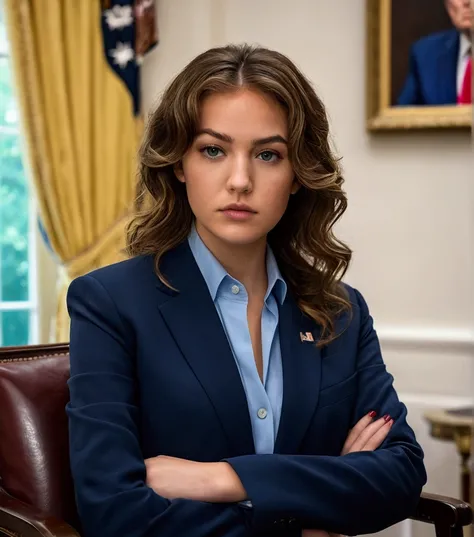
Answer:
[210,224,268,247]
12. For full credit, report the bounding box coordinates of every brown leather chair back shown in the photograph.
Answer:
[0,343,79,530]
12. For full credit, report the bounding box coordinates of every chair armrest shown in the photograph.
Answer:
[412,492,472,534]
[1,488,471,537]
[0,488,80,537]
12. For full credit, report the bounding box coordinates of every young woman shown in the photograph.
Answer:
[67,44,426,537]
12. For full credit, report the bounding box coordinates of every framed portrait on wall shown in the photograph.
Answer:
[366,0,472,130]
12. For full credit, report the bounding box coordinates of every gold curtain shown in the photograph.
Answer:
[4,0,141,341]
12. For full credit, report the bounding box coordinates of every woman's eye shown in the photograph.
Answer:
[203,146,223,158]
[258,150,279,162]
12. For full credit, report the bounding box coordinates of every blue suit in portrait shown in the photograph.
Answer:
[67,238,426,537]
[397,29,460,106]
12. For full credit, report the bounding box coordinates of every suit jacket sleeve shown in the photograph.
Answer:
[225,288,427,536]
[397,44,423,105]
[67,275,253,537]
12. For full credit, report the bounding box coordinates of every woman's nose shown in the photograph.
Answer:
[227,158,253,193]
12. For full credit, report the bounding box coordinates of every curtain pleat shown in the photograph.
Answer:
[5,0,142,341]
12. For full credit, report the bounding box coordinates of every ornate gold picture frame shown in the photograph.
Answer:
[366,0,472,131]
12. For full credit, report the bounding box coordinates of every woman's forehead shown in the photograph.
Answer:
[198,89,288,138]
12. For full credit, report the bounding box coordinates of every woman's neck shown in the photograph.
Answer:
[195,223,268,299]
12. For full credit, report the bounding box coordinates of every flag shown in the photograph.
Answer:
[38,0,157,252]
[100,0,158,115]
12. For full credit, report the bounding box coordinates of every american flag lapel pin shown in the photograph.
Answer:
[300,331,314,342]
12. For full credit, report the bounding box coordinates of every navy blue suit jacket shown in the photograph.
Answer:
[67,241,426,537]
[397,29,459,106]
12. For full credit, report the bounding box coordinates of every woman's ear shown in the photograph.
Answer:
[174,162,185,183]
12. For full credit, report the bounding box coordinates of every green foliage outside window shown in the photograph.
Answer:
[0,27,31,345]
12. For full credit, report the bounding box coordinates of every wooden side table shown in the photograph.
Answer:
[424,407,474,504]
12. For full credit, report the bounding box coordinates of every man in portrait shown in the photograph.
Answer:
[397,0,472,106]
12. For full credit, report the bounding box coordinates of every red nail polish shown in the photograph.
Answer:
[369,411,377,418]
[383,414,391,423]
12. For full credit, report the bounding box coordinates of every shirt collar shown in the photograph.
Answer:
[265,246,287,304]
[459,33,471,60]
[187,225,287,304]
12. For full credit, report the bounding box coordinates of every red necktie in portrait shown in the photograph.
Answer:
[458,57,472,105]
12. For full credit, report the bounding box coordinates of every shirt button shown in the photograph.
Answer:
[257,407,268,419]
[231,284,240,295]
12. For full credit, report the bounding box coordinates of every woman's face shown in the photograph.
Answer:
[175,88,299,247]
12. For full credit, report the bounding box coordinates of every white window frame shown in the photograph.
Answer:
[0,43,39,345]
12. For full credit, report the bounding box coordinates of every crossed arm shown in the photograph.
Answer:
[67,275,426,537]
[145,413,395,536]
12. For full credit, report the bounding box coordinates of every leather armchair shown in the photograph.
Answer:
[0,344,472,537]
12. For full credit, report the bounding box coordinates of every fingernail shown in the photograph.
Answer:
[383,414,391,423]
[368,411,377,418]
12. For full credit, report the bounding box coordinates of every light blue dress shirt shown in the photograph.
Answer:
[188,227,286,455]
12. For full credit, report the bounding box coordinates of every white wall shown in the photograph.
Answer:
[141,1,473,537]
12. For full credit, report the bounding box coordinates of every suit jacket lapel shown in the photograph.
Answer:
[435,30,459,105]
[274,293,322,454]
[156,242,255,456]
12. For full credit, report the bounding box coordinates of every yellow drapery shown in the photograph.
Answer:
[4,0,141,341]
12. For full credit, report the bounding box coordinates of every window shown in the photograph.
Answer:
[0,3,38,346]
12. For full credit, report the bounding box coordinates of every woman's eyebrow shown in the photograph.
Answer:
[253,135,287,146]
[196,129,288,146]
[196,129,233,143]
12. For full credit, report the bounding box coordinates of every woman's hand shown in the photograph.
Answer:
[145,455,247,503]
[303,411,393,537]
[341,411,394,455]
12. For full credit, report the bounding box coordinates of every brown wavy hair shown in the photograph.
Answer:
[126,44,352,346]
